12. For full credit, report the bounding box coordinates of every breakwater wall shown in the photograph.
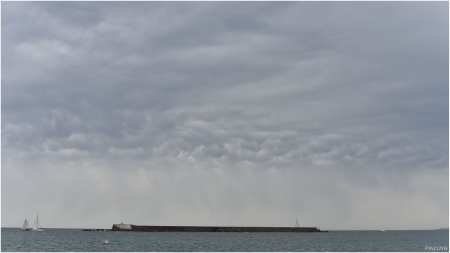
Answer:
[111,224,326,232]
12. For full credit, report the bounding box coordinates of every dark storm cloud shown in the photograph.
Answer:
[2,2,448,229]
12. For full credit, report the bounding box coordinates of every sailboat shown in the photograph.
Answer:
[294,218,300,227]
[21,218,31,231]
[31,213,44,231]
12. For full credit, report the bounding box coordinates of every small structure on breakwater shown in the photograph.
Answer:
[111,223,326,232]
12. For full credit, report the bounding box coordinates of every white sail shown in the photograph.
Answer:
[31,214,44,231]
[21,219,30,231]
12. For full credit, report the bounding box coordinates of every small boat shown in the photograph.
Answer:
[294,218,300,227]
[379,229,385,232]
[21,218,31,231]
[31,213,44,231]
[103,240,109,244]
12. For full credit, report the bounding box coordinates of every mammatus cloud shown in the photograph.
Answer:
[2,2,448,229]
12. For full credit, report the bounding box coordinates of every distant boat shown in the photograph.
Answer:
[379,229,385,232]
[31,214,44,231]
[21,218,31,231]
[294,218,300,227]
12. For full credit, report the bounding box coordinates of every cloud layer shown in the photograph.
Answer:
[2,2,448,229]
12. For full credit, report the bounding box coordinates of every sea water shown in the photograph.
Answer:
[1,228,448,252]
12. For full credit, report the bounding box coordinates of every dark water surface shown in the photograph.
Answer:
[1,228,448,252]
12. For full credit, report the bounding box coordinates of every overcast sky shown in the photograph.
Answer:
[2,2,448,230]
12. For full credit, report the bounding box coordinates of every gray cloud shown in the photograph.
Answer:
[2,2,448,230]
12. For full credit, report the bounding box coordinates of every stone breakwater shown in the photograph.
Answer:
[111,224,326,232]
